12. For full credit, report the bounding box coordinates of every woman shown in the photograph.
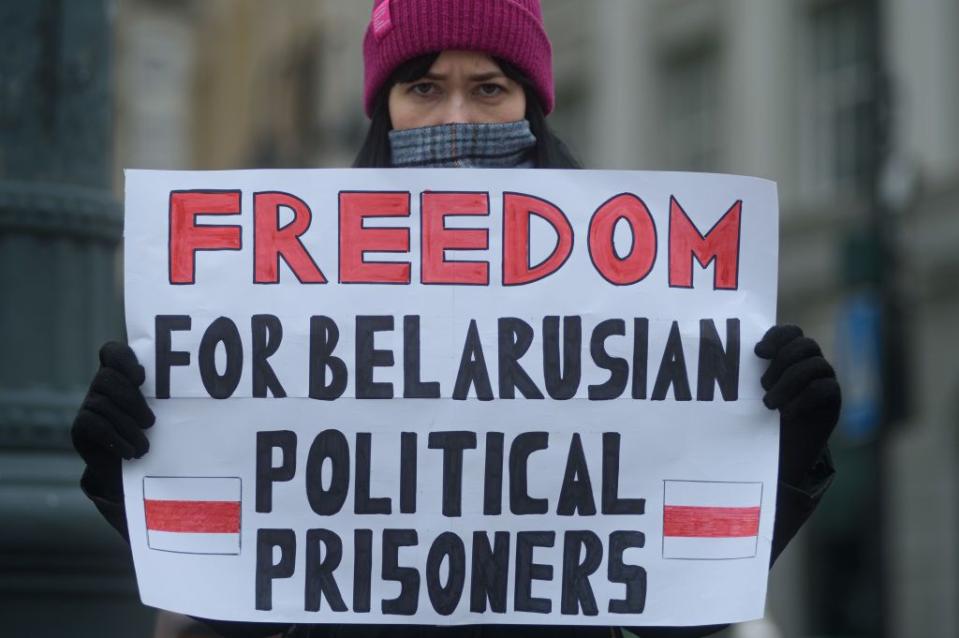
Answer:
[72,1,840,637]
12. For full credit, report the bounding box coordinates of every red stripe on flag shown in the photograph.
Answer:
[663,505,760,538]
[145,499,240,533]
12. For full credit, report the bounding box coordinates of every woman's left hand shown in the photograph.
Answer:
[754,325,842,485]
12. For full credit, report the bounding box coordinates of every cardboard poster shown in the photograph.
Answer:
[123,168,780,627]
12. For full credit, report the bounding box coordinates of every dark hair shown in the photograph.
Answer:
[352,53,580,169]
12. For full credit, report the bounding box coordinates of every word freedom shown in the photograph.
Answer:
[167,190,742,288]
[153,315,741,402]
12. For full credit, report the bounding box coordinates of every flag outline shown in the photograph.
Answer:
[143,475,243,556]
[661,479,763,561]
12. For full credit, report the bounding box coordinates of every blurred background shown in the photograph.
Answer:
[0,0,957,636]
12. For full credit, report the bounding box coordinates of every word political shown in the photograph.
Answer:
[154,314,741,402]
[254,429,647,617]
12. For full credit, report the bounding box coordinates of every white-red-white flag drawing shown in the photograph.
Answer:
[662,480,762,560]
[143,477,241,555]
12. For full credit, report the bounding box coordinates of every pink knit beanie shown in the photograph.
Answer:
[362,0,554,117]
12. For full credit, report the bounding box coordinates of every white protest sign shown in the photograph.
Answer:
[123,169,780,627]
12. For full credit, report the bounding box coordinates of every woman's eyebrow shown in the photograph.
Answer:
[468,71,506,81]
[419,71,505,82]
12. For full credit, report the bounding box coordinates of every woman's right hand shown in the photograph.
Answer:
[72,342,155,501]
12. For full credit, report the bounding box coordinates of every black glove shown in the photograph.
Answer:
[72,342,155,500]
[72,345,287,636]
[754,325,841,486]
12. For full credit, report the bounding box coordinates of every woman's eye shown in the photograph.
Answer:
[476,83,505,98]
[409,82,438,96]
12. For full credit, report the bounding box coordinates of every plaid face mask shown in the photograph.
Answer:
[388,120,537,168]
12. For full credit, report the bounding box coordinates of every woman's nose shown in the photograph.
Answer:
[438,94,478,125]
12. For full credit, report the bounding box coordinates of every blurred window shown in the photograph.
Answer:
[661,47,721,172]
[547,80,589,164]
[250,37,322,168]
[801,0,876,199]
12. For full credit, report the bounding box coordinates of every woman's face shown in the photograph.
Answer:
[388,50,526,130]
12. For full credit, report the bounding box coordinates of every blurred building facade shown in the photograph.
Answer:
[2,0,955,636]
[0,1,147,636]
